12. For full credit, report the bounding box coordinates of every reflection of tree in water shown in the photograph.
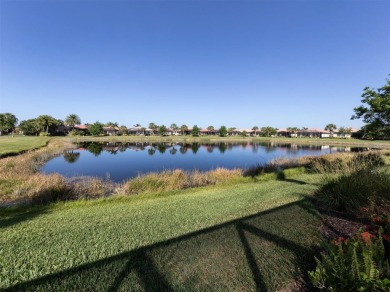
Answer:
[148,147,156,156]
[179,145,188,154]
[119,143,127,152]
[63,151,80,163]
[169,147,177,155]
[206,144,214,153]
[264,143,276,153]
[87,143,104,157]
[252,143,259,153]
[218,143,227,153]
[191,143,200,154]
[157,144,167,154]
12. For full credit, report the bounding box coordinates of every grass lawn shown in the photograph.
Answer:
[0,136,50,157]
[0,173,322,291]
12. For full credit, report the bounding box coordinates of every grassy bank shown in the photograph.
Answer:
[0,173,322,291]
[0,136,51,157]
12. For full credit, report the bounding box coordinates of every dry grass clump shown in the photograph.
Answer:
[243,155,313,177]
[118,168,243,196]
[71,178,117,199]
[0,139,74,204]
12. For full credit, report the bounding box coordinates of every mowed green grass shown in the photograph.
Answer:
[0,174,322,291]
[0,136,50,157]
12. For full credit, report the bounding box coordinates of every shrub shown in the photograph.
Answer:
[313,151,389,213]
[309,230,390,291]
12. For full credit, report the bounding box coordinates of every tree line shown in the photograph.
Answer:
[1,76,389,139]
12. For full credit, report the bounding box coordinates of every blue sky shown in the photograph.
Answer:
[0,0,389,130]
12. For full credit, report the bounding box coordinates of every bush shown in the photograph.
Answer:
[309,229,390,291]
[313,152,389,213]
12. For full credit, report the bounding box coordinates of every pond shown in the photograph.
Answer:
[42,142,366,182]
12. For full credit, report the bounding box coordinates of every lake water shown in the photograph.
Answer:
[42,142,364,182]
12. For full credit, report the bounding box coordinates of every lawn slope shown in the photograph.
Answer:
[1,174,322,291]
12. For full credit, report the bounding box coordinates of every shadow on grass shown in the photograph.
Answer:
[5,200,321,291]
[0,206,51,230]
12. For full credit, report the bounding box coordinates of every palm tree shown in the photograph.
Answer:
[252,126,259,136]
[325,123,337,137]
[180,124,188,136]
[149,122,158,135]
[170,123,178,135]
[37,115,60,134]
[65,114,81,130]
[287,127,299,137]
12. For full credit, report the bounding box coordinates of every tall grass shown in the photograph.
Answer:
[312,151,390,213]
[117,168,243,196]
[0,139,74,204]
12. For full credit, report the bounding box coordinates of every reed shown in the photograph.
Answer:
[118,168,243,196]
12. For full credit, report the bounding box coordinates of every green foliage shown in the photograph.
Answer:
[313,152,389,213]
[149,122,158,132]
[192,125,199,136]
[351,78,390,139]
[36,115,61,134]
[180,124,188,135]
[240,130,247,137]
[19,119,41,136]
[338,126,353,135]
[260,126,278,137]
[158,125,167,136]
[325,123,337,133]
[309,231,390,291]
[64,114,81,129]
[88,121,104,136]
[0,113,18,135]
[219,125,227,137]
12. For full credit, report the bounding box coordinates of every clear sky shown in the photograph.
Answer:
[0,0,389,130]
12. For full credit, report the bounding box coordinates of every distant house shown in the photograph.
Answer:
[298,128,330,138]
[103,126,119,136]
[228,129,255,136]
[199,129,220,136]
[128,126,144,135]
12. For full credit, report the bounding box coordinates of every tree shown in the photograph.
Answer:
[228,127,236,134]
[241,130,247,137]
[287,127,299,137]
[19,119,41,136]
[158,125,167,136]
[105,122,118,127]
[88,121,104,136]
[219,125,227,137]
[252,126,259,136]
[36,115,61,134]
[149,122,158,135]
[325,123,337,136]
[207,125,214,131]
[0,113,18,135]
[65,114,81,130]
[180,124,188,135]
[170,123,178,134]
[119,125,128,135]
[260,126,278,137]
[338,127,352,135]
[192,125,199,136]
[351,78,390,139]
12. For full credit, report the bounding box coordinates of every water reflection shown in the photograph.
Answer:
[43,141,372,182]
[63,151,80,163]
[76,141,367,157]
